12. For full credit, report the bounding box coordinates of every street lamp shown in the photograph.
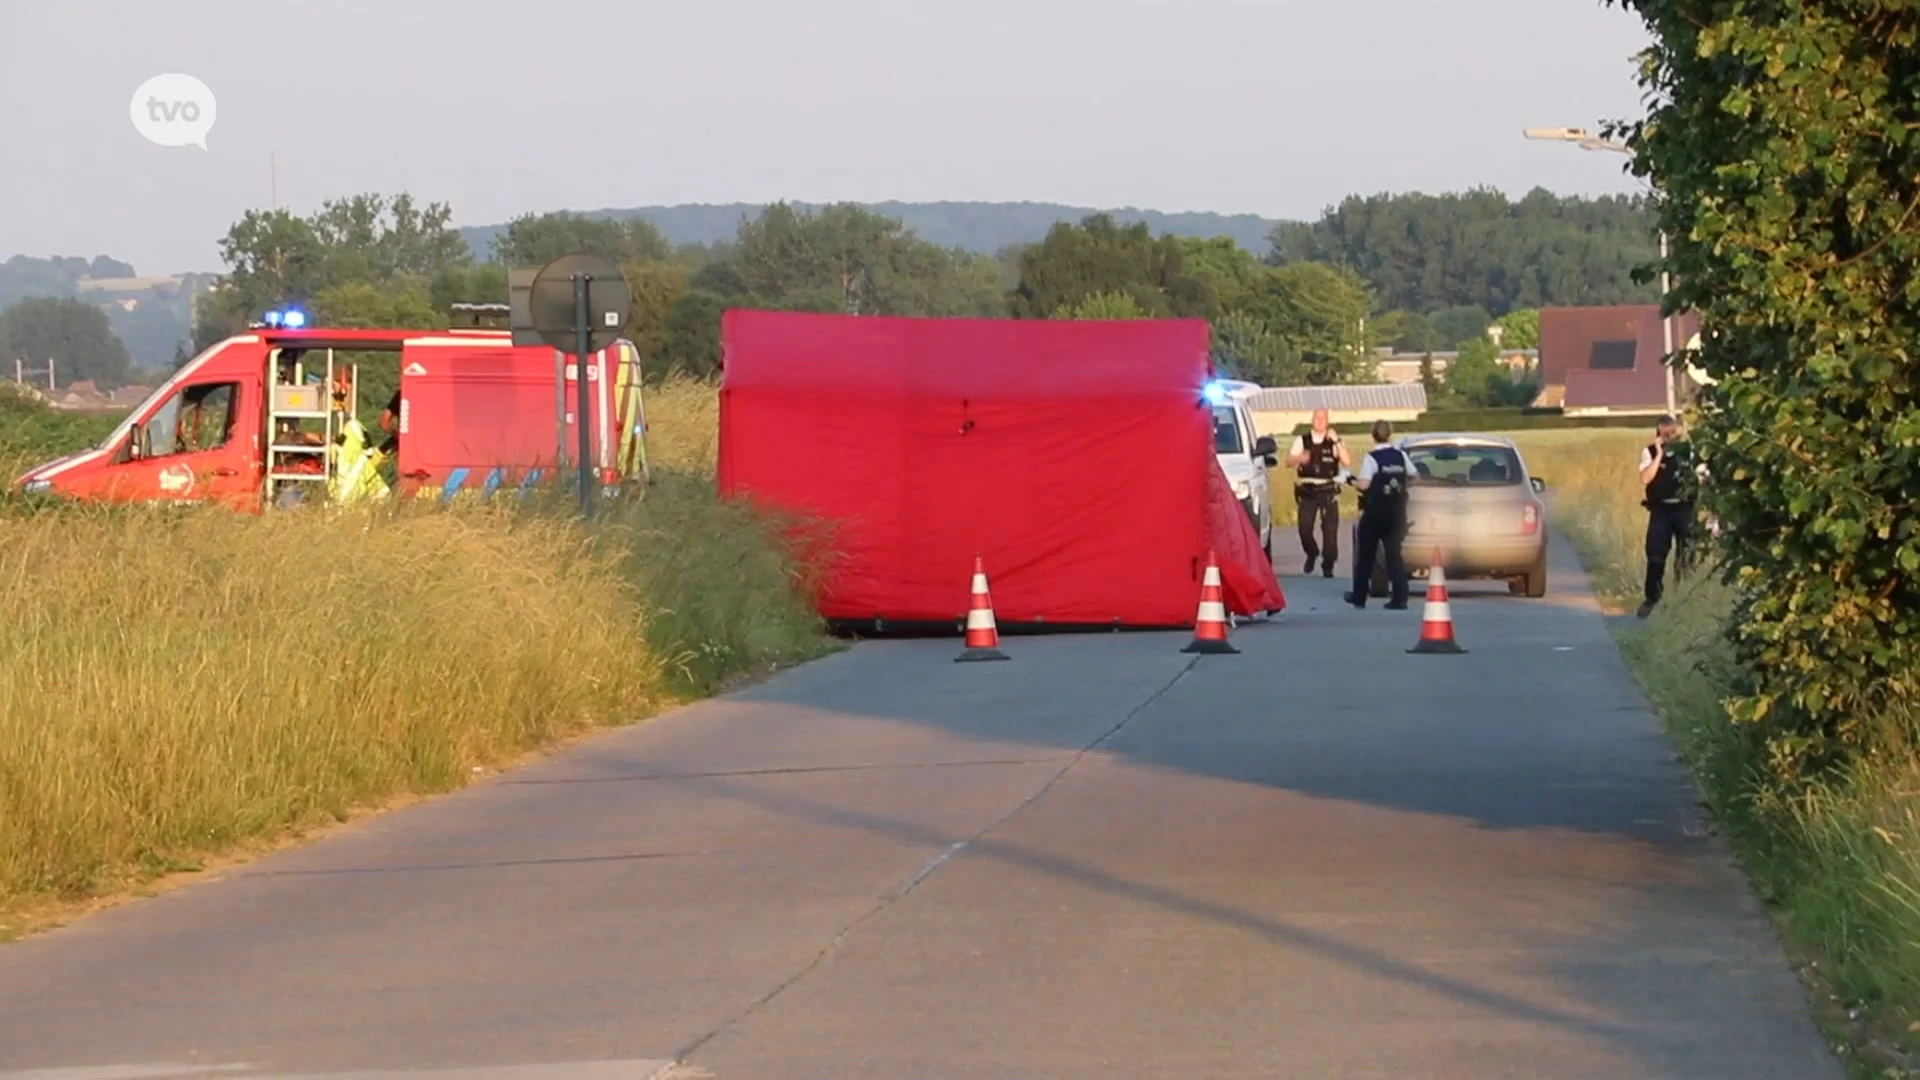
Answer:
[1523,126,1678,416]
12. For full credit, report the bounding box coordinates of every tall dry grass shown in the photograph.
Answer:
[1506,429,1650,601]
[1513,425,1920,1063]
[0,376,831,920]
[641,375,721,469]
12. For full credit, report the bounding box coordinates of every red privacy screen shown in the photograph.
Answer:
[716,310,1285,628]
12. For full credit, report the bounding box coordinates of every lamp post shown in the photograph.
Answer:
[1523,127,1678,416]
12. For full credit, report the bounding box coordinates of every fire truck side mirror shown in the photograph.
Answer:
[126,424,145,461]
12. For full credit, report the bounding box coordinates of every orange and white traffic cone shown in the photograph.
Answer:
[1408,546,1467,655]
[1182,551,1240,655]
[956,554,1010,663]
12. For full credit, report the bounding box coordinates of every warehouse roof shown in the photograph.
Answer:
[1242,383,1429,413]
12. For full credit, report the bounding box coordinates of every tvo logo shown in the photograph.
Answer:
[129,74,216,150]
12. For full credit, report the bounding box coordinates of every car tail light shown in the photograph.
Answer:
[1521,502,1540,535]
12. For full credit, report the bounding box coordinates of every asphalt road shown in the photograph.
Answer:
[0,530,1840,1080]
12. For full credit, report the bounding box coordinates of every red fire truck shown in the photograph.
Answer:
[10,308,651,511]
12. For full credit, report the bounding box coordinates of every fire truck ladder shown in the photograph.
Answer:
[266,347,353,506]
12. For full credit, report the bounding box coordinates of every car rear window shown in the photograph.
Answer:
[1407,444,1523,486]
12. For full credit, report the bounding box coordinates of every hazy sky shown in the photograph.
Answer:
[0,0,1655,275]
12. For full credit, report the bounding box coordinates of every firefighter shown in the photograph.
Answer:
[1284,407,1351,577]
[330,415,391,505]
[1637,414,1696,618]
[1344,419,1412,610]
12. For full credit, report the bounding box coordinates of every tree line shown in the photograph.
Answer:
[195,197,1389,390]
[4,187,1660,401]
[458,201,1286,264]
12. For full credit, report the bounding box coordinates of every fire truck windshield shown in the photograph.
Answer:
[97,340,227,449]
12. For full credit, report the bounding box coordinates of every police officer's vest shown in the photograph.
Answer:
[1644,441,1694,505]
[1296,432,1341,486]
[1360,446,1411,517]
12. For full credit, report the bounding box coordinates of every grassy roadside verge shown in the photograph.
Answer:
[1507,429,1920,1078]
[0,379,836,938]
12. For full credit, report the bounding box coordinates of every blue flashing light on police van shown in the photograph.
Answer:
[1202,381,1230,406]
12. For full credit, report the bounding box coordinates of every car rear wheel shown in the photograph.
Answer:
[1512,546,1548,598]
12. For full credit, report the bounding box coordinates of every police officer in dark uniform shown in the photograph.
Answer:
[1344,419,1412,610]
[1637,414,1696,618]
[1284,407,1351,577]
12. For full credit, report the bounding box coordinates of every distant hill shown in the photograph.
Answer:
[0,256,206,372]
[457,200,1286,261]
[1,255,135,310]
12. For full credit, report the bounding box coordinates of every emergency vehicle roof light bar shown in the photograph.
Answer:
[253,308,308,330]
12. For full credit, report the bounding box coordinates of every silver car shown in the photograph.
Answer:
[1360,432,1550,599]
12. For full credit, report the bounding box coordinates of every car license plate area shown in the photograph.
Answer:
[1412,502,1471,531]
[1412,503,1510,540]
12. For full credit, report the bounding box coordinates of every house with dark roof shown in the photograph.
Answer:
[1537,305,1701,416]
[32,378,148,412]
[48,379,108,410]
[109,384,153,407]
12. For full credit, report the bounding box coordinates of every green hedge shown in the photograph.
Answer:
[1610,0,1919,779]
[1,388,121,470]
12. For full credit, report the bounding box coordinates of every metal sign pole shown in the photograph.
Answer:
[1660,231,1677,417]
[523,254,629,517]
[574,273,594,519]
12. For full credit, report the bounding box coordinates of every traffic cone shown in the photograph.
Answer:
[956,555,1010,662]
[1182,551,1240,655]
[1408,547,1467,655]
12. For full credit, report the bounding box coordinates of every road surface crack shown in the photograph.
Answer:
[667,656,1200,1065]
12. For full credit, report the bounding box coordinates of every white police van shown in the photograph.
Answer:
[1205,380,1277,561]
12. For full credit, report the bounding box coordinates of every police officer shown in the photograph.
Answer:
[1344,419,1412,610]
[1637,414,1696,618]
[1284,407,1351,577]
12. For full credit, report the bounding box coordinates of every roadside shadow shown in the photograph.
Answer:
[654,747,1826,1079]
